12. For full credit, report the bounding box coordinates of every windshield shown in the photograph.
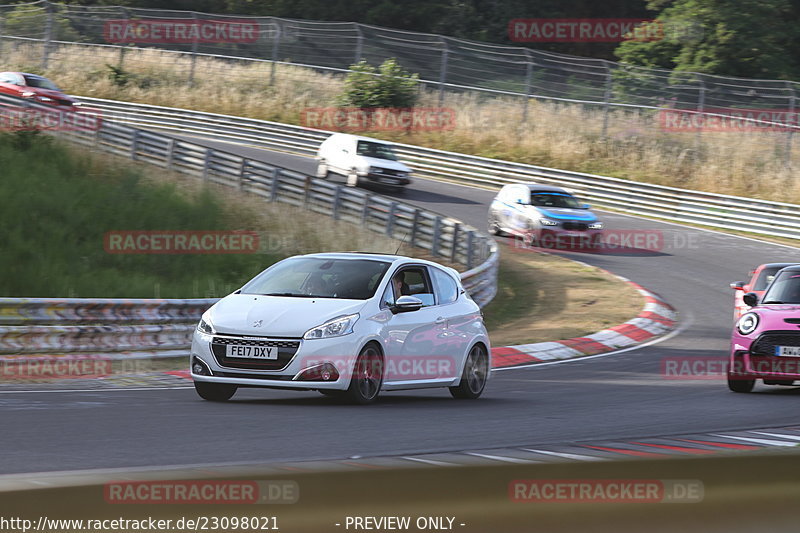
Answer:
[753,265,797,290]
[356,140,398,161]
[530,192,582,208]
[761,271,800,303]
[23,75,60,91]
[240,257,391,299]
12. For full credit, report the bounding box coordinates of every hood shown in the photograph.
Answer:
[207,294,367,337]
[356,156,411,172]
[535,206,598,222]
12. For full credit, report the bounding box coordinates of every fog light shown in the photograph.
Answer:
[295,362,339,381]
[191,357,212,376]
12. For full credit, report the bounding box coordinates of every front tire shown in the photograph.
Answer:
[346,170,360,187]
[450,344,489,399]
[346,343,383,404]
[727,374,755,393]
[316,161,331,179]
[194,381,237,401]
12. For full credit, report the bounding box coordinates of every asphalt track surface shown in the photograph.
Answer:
[3,137,800,475]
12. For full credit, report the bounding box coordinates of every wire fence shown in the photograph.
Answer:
[1,0,799,159]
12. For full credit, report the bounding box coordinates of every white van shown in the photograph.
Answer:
[315,133,413,192]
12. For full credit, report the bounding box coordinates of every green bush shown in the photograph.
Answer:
[338,58,420,108]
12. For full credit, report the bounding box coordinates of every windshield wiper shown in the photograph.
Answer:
[761,300,783,304]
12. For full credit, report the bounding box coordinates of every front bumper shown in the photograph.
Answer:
[191,330,360,390]
[360,170,411,186]
[728,349,800,380]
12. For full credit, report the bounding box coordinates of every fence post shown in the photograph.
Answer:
[165,138,176,169]
[269,20,281,86]
[601,63,613,138]
[41,0,54,71]
[694,75,706,154]
[361,193,371,223]
[331,186,341,220]
[238,158,247,191]
[303,175,312,207]
[202,148,213,181]
[188,12,199,85]
[0,7,5,58]
[410,209,420,247]
[450,222,461,263]
[785,82,796,169]
[438,37,449,107]
[386,202,397,237]
[130,129,139,160]
[465,230,475,269]
[353,23,363,64]
[269,168,280,201]
[521,50,533,123]
[431,216,442,257]
[117,8,130,68]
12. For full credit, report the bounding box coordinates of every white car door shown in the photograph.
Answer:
[380,266,453,387]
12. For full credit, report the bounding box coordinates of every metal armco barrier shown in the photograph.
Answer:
[0,93,498,360]
[76,96,800,240]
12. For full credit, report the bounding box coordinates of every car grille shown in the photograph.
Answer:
[210,335,301,371]
[562,222,589,231]
[749,331,800,357]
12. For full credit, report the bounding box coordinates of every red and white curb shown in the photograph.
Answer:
[491,280,677,369]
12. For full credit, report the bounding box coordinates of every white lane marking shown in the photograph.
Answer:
[520,449,602,461]
[464,452,536,464]
[402,457,454,467]
[710,435,799,447]
[0,386,193,394]
[492,311,693,372]
[750,431,800,442]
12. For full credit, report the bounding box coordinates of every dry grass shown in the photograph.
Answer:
[482,244,644,347]
[3,40,798,202]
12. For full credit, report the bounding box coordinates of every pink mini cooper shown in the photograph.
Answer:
[728,265,800,392]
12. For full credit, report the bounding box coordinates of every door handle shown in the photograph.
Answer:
[435,316,446,324]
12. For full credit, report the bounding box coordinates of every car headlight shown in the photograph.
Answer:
[540,218,558,226]
[197,315,215,335]
[736,312,759,335]
[304,313,359,340]
[588,222,603,229]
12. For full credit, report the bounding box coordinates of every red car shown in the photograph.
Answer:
[0,71,79,110]
[730,263,799,320]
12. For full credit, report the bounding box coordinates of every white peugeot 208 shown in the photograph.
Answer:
[191,252,491,404]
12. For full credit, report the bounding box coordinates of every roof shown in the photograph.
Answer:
[325,132,394,145]
[295,251,454,272]
[505,183,570,194]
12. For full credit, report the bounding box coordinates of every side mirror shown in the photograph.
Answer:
[730,281,745,291]
[516,199,525,204]
[581,203,591,209]
[743,292,759,307]
[391,295,423,314]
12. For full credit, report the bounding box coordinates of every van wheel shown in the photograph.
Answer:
[316,161,330,179]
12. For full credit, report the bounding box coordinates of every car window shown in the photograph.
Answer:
[754,265,796,291]
[241,257,391,300]
[762,271,800,303]
[356,140,398,161]
[530,192,581,208]
[391,266,435,306]
[431,267,458,305]
[23,75,59,91]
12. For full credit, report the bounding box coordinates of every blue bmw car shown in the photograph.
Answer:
[488,183,603,248]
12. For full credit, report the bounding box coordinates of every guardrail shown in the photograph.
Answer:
[0,94,498,360]
[75,96,800,240]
